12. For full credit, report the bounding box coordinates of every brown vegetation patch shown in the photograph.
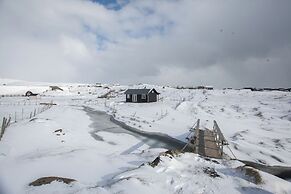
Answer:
[29,176,76,186]
[237,166,263,184]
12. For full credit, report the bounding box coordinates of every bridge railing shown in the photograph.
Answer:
[192,119,200,153]
[182,119,200,152]
[213,120,228,156]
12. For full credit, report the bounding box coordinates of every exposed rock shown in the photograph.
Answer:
[54,129,62,133]
[162,150,181,157]
[149,150,181,167]
[29,176,76,186]
[49,86,63,91]
[149,156,161,168]
[203,167,220,178]
[203,157,220,164]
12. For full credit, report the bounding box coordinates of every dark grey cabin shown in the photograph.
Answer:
[124,88,160,103]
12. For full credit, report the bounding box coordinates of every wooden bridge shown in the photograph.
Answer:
[183,119,229,159]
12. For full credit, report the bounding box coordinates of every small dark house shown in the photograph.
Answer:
[25,91,38,97]
[124,88,160,103]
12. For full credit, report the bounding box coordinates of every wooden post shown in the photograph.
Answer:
[221,145,223,157]
[7,117,11,126]
[0,117,10,141]
[191,119,200,153]
[1,117,6,139]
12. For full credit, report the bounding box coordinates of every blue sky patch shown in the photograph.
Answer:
[90,0,129,10]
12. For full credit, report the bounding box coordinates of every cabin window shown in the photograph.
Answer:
[141,94,146,99]
[126,94,130,99]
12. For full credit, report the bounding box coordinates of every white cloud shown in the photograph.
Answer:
[60,35,90,59]
[0,0,290,87]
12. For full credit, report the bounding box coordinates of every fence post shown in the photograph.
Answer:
[7,117,11,126]
[1,117,6,140]
[1,117,5,136]
[0,116,12,141]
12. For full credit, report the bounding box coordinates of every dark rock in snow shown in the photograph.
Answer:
[203,167,220,178]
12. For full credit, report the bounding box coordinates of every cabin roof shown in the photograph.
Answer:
[124,88,160,95]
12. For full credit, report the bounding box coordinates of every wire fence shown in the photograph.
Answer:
[0,98,43,123]
[0,101,54,141]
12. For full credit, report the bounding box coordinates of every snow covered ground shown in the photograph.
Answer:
[0,104,165,194]
[93,85,291,166]
[0,79,291,193]
[22,152,291,194]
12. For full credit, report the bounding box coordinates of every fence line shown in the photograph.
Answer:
[0,100,41,106]
[0,101,54,141]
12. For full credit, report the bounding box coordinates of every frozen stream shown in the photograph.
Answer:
[84,106,291,181]
[84,106,193,152]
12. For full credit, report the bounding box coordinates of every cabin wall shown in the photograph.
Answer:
[125,94,149,103]
[137,94,148,103]
[125,93,158,103]
[126,94,132,102]
[148,93,157,102]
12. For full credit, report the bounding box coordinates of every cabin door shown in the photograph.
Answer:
[132,94,137,102]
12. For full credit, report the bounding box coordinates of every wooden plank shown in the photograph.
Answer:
[203,129,221,158]
[186,120,228,159]
[198,130,205,156]
[195,129,222,159]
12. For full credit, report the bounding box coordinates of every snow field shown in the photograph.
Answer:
[0,80,291,194]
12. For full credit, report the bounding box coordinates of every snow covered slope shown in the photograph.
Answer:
[20,153,291,194]
[99,86,291,166]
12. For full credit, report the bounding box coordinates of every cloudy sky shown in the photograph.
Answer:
[0,0,290,88]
